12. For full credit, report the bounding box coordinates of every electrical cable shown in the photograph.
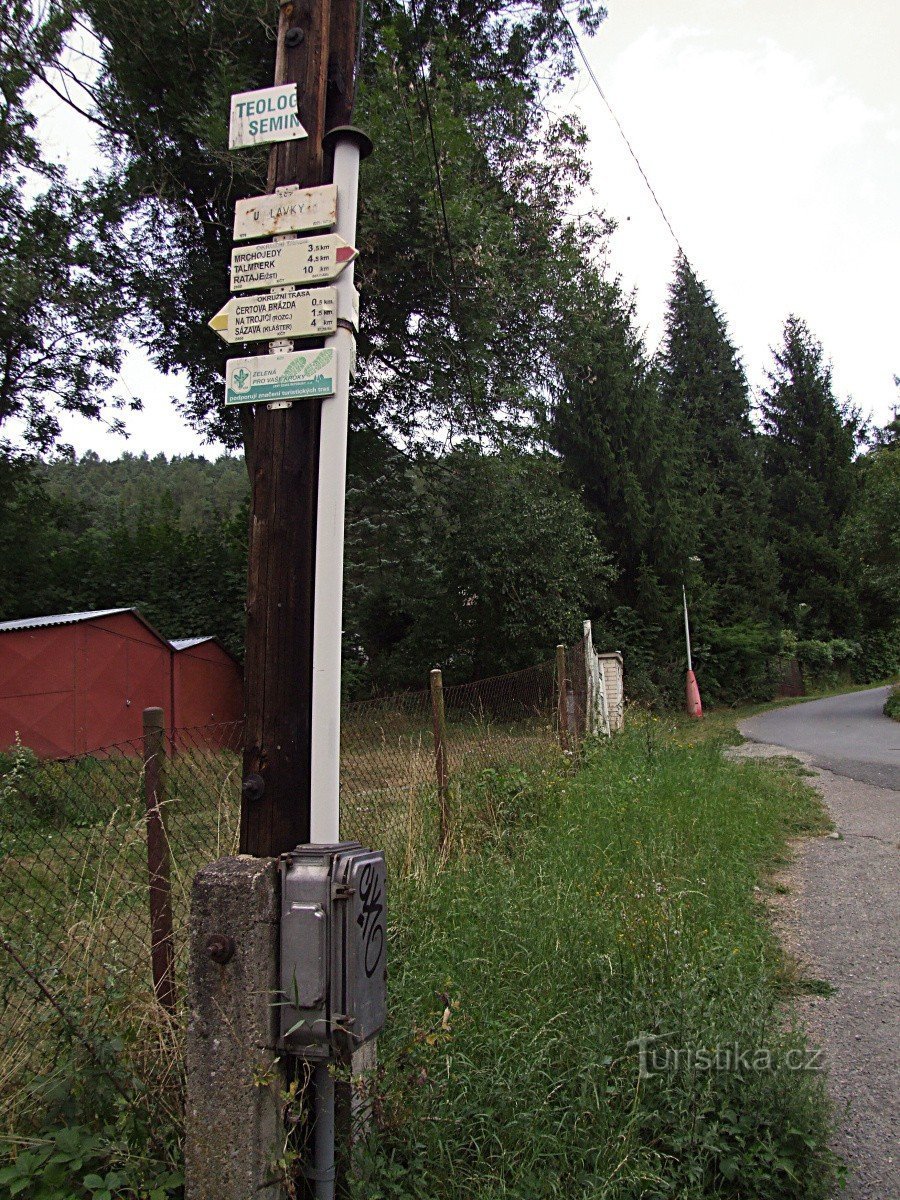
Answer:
[352,0,367,102]
[558,4,687,261]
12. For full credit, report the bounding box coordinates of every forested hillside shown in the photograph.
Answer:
[2,391,896,701]
[0,452,249,657]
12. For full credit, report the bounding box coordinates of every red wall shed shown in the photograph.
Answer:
[170,637,244,729]
[0,610,244,758]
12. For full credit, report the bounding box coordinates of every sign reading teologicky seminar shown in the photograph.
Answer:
[233,183,338,241]
[225,347,336,406]
[229,84,308,149]
[209,287,337,344]
[230,235,357,291]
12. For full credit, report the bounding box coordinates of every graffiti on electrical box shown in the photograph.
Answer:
[357,862,385,978]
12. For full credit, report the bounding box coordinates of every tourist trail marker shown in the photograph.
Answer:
[230,235,357,292]
[209,287,337,344]
[225,347,336,407]
[233,184,338,241]
[229,84,307,149]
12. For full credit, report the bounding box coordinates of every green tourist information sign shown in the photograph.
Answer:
[225,347,336,406]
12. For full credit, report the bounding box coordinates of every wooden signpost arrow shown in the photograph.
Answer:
[230,234,357,291]
[209,287,337,343]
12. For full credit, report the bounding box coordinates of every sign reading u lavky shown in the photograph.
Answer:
[230,235,357,292]
[234,183,337,241]
[229,84,307,149]
[225,347,336,406]
[210,287,337,344]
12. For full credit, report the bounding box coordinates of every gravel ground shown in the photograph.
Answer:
[729,741,899,1199]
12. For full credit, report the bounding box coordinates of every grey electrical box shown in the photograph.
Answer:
[279,841,387,1061]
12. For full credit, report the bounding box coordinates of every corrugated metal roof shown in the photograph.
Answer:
[0,608,133,633]
[170,637,214,651]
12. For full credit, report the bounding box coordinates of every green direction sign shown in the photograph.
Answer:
[225,348,336,407]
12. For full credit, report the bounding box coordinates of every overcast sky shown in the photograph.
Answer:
[40,0,900,458]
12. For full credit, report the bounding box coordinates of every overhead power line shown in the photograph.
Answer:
[559,6,687,261]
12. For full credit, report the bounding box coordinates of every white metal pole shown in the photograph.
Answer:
[683,584,693,674]
[310,134,361,843]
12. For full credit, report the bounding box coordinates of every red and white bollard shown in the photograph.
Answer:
[686,668,703,719]
[683,584,703,719]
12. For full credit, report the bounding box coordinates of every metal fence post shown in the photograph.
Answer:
[143,706,176,1013]
[555,645,570,752]
[430,669,450,853]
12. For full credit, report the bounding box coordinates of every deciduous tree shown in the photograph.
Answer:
[0,2,129,453]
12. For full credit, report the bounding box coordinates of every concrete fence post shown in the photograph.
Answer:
[184,856,283,1200]
[143,706,176,1013]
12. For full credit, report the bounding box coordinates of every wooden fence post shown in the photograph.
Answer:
[143,706,176,1013]
[429,669,450,853]
[556,645,570,752]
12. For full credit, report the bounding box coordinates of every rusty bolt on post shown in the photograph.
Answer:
[242,773,265,803]
[206,935,236,965]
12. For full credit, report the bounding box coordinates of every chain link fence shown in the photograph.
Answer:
[0,640,594,1130]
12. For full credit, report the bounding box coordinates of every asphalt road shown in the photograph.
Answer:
[736,688,899,1198]
[739,685,899,790]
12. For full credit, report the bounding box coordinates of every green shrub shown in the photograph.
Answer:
[796,638,861,689]
[0,975,183,1200]
[695,621,779,705]
[854,628,900,684]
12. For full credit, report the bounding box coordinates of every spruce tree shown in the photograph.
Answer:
[550,267,688,694]
[760,316,861,635]
[659,257,776,627]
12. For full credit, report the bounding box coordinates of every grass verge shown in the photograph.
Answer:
[884,684,900,721]
[352,724,837,1199]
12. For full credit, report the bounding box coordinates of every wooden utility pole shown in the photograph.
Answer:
[240,0,358,857]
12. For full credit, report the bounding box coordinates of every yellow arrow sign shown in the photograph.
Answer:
[208,287,338,344]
